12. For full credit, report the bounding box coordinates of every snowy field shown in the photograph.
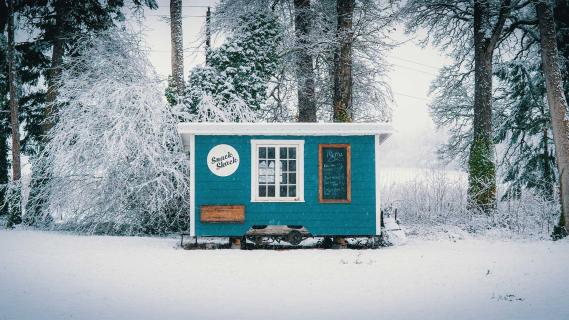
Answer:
[1,230,568,320]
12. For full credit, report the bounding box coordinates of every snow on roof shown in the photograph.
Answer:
[177,122,394,137]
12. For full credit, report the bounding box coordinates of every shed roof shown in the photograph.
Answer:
[177,122,393,143]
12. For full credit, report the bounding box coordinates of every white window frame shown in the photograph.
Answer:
[251,139,304,202]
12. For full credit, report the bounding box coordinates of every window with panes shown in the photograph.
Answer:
[252,141,303,201]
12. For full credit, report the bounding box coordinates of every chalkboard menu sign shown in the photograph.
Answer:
[319,144,351,203]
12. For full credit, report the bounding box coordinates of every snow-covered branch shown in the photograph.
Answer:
[26,29,190,235]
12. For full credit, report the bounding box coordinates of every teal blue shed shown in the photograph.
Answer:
[177,123,393,240]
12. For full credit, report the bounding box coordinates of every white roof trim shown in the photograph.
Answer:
[177,122,394,136]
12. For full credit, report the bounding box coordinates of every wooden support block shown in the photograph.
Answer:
[200,205,245,223]
[230,237,241,249]
[333,236,348,248]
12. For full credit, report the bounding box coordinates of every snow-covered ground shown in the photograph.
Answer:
[1,229,568,320]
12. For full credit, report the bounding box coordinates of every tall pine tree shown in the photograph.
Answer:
[182,12,282,122]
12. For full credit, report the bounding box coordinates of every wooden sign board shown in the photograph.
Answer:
[319,144,351,203]
[200,205,245,223]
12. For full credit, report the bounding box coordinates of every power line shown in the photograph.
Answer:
[151,14,207,17]
[392,91,431,102]
[392,63,438,76]
[150,4,210,9]
[391,56,441,70]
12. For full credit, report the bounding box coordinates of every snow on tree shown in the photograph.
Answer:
[293,0,318,122]
[213,0,395,123]
[412,1,569,206]
[494,59,556,200]
[536,0,569,236]
[6,0,22,227]
[0,33,9,218]
[180,12,281,123]
[25,29,190,234]
[404,0,531,212]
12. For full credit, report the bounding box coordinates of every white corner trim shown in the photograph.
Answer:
[375,134,381,236]
[178,122,394,137]
[250,139,305,203]
[189,134,196,237]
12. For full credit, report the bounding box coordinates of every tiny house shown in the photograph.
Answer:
[177,123,393,244]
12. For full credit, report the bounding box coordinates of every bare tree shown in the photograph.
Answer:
[6,0,21,227]
[332,0,354,122]
[536,0,569,233]
[170,0,184,97]
[294,0,316,122]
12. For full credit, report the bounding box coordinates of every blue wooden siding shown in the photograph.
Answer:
[195,135,376,236]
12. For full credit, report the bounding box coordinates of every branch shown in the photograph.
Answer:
[488,0,513,52]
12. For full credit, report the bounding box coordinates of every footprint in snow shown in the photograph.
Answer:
[492,293,524,302]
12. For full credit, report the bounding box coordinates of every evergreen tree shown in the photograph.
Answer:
[494,61,556,200]
[182,12,282,121]
[18,0,158,147]
[165,75,178,107]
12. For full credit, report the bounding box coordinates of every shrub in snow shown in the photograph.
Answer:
[25,29,190,235]
[180,12,281,122]
[380,167,559,239]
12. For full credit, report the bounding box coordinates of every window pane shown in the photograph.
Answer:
[259,160,267,169]
[289,147,296,159]
[266,160,275,183]
[256,144,300,200]
[280,186,287,197]
[281,160,288,172]
[267,174,274,183]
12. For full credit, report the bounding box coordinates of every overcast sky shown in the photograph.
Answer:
[139,0,453,169]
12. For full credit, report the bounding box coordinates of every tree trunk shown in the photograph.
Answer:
[0,1,8,217]
[468,38,496,212]
[170,0,184,97]
[0,130,8,217]
[294,0,316,122]
[7,0,21,226]
[542,128,555,200]
[467,0,510,212]
[0,0,7,33]
[332,0,354,123]
[536,0,569,231]
[44,1,65,138]
[205,6,211,64]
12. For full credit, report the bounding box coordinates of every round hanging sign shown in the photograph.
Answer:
[207,144,240,177]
